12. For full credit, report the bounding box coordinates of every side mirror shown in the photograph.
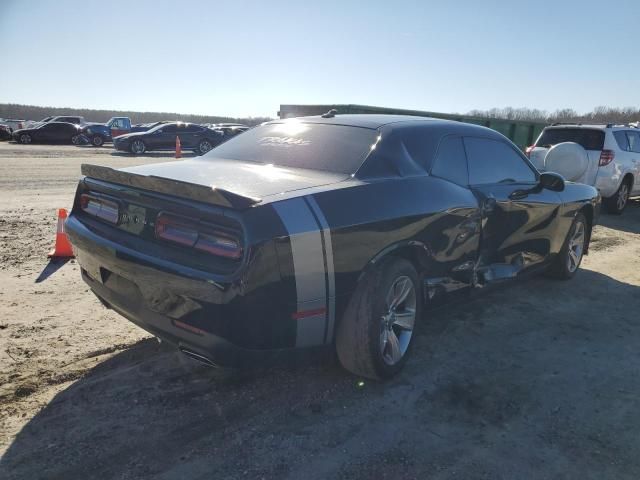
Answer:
[539,171,565,192]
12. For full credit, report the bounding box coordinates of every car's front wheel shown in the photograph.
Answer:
[19,134,32,144]
[91,134,105,147]
[130,139,146,154]
[547,212,587,280]
[336,257,420,380]
[603,179,630,214]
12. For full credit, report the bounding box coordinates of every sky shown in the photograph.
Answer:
[1,0,639,119]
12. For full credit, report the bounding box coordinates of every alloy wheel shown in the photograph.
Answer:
[617,183,629,211]
[567,220,585,273]
[199,140,212,154]
[131,140,145,154]
[20,134,31,144]
[380,275,416,366]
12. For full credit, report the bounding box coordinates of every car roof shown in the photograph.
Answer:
[271,114,448,129]
[270,114,505,140]
[544,125,608,130]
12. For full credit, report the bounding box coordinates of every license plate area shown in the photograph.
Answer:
[119,203,148,235]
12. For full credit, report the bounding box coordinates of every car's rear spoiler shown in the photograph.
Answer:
[80,164,261,210]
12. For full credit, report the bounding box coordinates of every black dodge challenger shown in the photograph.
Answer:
[66,114,600,379]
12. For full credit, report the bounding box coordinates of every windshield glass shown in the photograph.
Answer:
[203,121,378,174]
[536,128,605,150]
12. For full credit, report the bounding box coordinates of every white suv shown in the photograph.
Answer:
[527,124,640,214]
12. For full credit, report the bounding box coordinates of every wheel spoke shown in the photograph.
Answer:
[387,329,402,363]
[393,309,415,331]
[569,249,579,267]
[573,230,584,244]
[388,278,411,309]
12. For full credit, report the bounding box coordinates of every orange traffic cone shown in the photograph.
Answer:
[48,208,74,259]
[175,136,182,159]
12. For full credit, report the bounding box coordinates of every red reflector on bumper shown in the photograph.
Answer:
[291,307,327,320]
[173,320,206,336]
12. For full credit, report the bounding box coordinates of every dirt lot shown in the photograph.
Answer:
[1,142,640,479]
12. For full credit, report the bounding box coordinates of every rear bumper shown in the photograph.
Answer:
[84,270,262,367]
[65,215,293,367]
[113,140,130,151]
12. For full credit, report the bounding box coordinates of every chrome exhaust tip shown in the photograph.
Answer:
[179,347,219,368]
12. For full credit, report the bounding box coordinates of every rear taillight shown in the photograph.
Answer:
[80,193,120,224]
[599,149,615,166]
[155,213,242,259]
[525,145,535,158]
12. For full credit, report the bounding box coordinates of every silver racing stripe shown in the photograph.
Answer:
[305,195,336,343]
[273,197,329,347]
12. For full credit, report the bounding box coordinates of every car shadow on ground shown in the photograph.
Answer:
[3,269,640,479]
[598,198,640,234]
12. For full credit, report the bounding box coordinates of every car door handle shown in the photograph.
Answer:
[509,190,529,200]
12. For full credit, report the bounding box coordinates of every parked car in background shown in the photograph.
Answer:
[47,115,86,126]
[0,124,12,141]
[78,117,160,146]
[212,124,250,140]
[12,121,81,144]
[527,123,640,214]
[113,122,223,155]
[0,118,28,132]
[67,115,599,379]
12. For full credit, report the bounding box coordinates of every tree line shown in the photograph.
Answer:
[0,103,272,126]
[466,106,640,124]
[3,103,639,127]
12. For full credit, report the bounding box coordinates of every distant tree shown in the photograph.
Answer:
[0,103,272,126]
[467,106,640,125]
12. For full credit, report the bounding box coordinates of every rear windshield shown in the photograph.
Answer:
[203,122,378,174]
[536,128,605,150]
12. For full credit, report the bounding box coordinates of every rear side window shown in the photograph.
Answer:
[204,122,378,174]
[183,125,204,133]
[465,137,537,185]
[626,131,640,153]
[431,136,468,185]
[614,131,630,151]
[161,125,178,134]
[536,128,605,150]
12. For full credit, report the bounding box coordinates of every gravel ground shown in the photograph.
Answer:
[1,143,640,479]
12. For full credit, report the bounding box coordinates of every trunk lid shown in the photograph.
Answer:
[83,158,348,209]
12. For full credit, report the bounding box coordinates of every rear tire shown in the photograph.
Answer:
[546,212,587,280]
[336,257,421,380]
[604,179,630,214]
[197,139,213,155]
